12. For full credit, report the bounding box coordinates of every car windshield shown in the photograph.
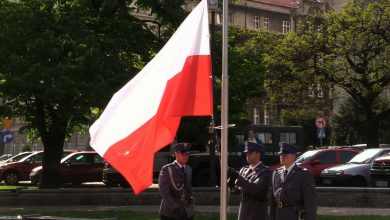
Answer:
[348,149,381,164]
[3,152,32,163]
[296,150,319,163]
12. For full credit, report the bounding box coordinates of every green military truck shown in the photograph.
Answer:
[188,125,305,186]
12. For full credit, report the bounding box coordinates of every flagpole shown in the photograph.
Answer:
[220,0,228,219]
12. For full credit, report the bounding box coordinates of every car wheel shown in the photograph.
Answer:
[3,171,19,185]
[349,176,367,187]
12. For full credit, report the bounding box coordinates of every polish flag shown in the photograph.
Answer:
[89,0,212,194]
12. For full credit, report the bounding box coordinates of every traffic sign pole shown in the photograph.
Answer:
[315,118,327,147]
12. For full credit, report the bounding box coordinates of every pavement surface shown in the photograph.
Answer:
[0,206,389,216]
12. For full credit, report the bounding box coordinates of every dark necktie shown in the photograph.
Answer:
[181,166,186,178]
[283,169,288,182]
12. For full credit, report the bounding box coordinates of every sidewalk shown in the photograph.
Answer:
[0,206,389,216]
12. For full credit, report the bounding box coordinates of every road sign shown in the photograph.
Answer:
[315,117,326,128]
[2,130,14,143]
[317,128,326,139]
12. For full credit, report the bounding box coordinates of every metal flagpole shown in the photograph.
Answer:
[220,0,228,219]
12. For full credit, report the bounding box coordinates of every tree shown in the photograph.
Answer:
[213,27,280,126]
[266,0,390,147]
[175,27,280,153]
[280,109,320,147]
[0,0,186,188]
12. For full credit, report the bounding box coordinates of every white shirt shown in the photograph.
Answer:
[282,162,296,181]
[249,161,262,170]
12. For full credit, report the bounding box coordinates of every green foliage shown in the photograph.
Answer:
[213,27,280,125]
[0,0,186,187]
[176,27,279,148]
[280,109,321,147]
[265,0,390,147]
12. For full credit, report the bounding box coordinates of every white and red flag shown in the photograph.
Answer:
[89,0,212,194]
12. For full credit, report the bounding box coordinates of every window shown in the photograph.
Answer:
[282,21,291,34]
[30,153,43,163]
[93,155,104,164]
[340,151,358,163]
[264,17,269,31]
[69,154,89,165]
[216,13,222,24]
[309,83,323,98]
[257,132,273,144]
[315,151,336,164]
[229,12,234,24]
[253,16,259,30]
[253,107,260,125]
[317,84,323,98]
[280,132,297,144]
[308,85,315,97]
[264,108,270,125]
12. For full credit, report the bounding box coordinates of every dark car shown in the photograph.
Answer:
[321,148,390,187]
[103,144,174,187]
[296,146,362,184]
[370,152,390,187]
[0,150,74,185]
[102,161,129,187]
[30,151,104,185]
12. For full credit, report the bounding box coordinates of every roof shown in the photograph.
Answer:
[251,0,300,9]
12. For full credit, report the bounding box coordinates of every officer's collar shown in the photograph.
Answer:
[174,160,186,168]
[283,162,296,174]
[249,161,262,170]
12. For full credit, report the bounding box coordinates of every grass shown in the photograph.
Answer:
[0,185,37,190]
[0,211,388,220]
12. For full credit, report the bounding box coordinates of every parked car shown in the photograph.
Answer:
[103,144,174,187]
[0,150,74,185]
[0,152,33,164]
[30,151,104,185]
[0,154,13,163]
[296,146,362,184]
[320,148,390,187]
[370,152,390,187]
[102,161,129,187]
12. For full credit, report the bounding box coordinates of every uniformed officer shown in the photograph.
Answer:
[228,141,272,220]
[270,142,317,220]
[159,143,194,220]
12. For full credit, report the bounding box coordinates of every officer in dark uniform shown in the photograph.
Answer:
[227,141,272,220]
[270,142,317,220]
[158,143,194,220]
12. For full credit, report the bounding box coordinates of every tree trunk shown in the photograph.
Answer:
[362,119,380,148]
[40,139,64,188]
[39,119,68,189]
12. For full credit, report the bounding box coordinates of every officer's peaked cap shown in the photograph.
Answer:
[244,141,265,153]
[279,142,299,154]
[173,143,191,153]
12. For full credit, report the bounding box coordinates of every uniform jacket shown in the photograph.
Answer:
[270,164,317,220]
[159,162,193,219]
[230,162,272,220]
